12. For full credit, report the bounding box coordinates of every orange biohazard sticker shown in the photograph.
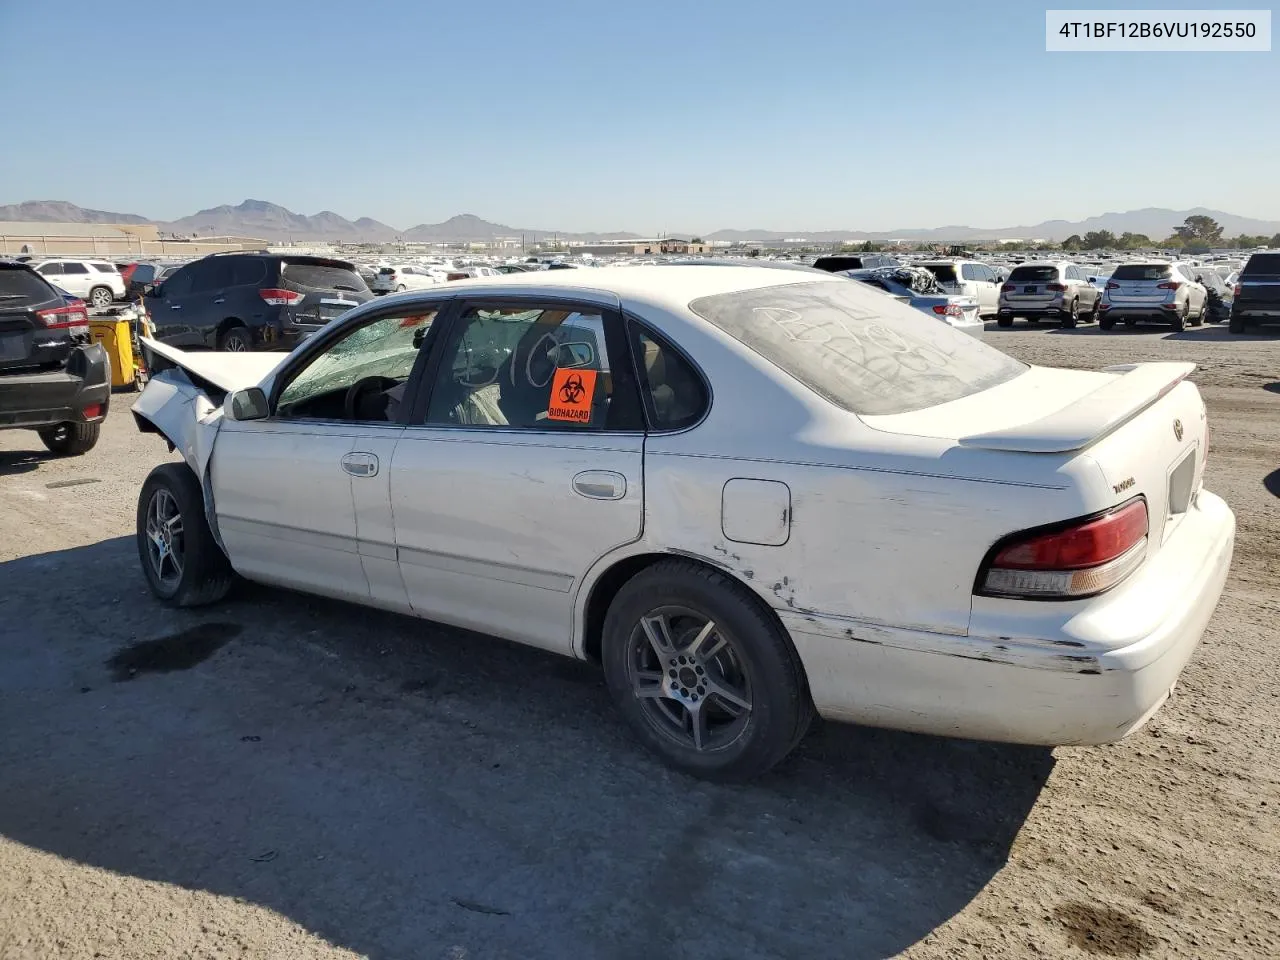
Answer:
[547,368,597,423]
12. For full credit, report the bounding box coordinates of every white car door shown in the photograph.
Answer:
[58,261,93,297]
[389,298,645,655]
[211,305,441,608]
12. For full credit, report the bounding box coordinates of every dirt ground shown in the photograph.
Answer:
[1,322,1277,960]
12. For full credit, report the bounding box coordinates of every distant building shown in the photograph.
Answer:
[0,221,264,257]
[568,238,715,257]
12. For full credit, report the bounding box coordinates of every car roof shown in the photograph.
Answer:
[432,264,825,309]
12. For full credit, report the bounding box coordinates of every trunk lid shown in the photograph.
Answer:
[862,362,1207,559]
[279,258,372,325]
[1003,265,1061,305]
[1106,264,1176,305]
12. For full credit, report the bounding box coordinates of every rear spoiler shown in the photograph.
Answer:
[959,362,1195,453]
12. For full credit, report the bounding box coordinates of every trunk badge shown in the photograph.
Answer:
[1173,419,1184,441]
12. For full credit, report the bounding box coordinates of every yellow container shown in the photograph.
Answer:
[89,317,137,390]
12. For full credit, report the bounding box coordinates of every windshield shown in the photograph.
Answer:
[1112,264,1172,281]
[689,281,1025,416]
[1007,265,1060,282]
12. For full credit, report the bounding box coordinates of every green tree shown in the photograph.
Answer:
[690,237,703,243]
[1270,233,1280,248]
[1082,230,1117,249]
[1173,215,1223,244]
[1118,232,1152,249]
[1061,234,1083,250]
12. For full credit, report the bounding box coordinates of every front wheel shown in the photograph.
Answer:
[137,463,234,606]
[602,560,812,781]
[396,284,407,292]
[39,421,100,455]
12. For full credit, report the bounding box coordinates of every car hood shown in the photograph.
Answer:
[140,337,284,392]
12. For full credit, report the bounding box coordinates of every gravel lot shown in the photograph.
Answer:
[1,323,1277,960]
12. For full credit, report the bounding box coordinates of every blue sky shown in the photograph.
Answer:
[0,0,1275,232]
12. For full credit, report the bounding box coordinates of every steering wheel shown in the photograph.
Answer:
[343,376,398,421]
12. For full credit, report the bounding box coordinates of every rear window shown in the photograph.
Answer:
[1111,264,1172,281]
[1242,253,1280,277]
[688,280,1025,416]
[1007,265,1060,282]
[378,267,396,275]
[0,266,57,306]
[922,264,958,284]
[282,260,369,292]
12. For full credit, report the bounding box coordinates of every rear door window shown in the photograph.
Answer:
[230,258,267,286]
[62,262,89,275]
[1111,265,1172,281]
[91,262,117,273]
[960,264,979,281]
[689,280,1026,416]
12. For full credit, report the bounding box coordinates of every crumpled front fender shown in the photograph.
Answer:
[131,369,227,548]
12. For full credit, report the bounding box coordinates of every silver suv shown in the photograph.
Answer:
[996,261,1101,328]
[1099,262,1208,331]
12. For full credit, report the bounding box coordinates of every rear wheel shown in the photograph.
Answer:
[219,325,251,352]
[602,560,812,781]
[1061,300,1079,329]
[396,284,407,292]
[1229,313,1246,334]
[88,286,113,309]
[137,463,234,606]
[996,316,1013,328]
[1099,316,1115,331]
[1170,304,1186,332]
[38,421,100,456]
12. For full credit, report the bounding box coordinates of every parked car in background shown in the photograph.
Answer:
[0,261,109,455]
[372,264,439,294]
[1099,262,1207,331]
[918,260,1001,318]
[844,265,984,337]
[812,254,901,273]
[1198,272,1233,324]
[122,261,183,300]
[997,261,1101,328]
[1229,252,1280,334]
[31,258,126,308]
[144,253,373,351]
[131,264,1234,780]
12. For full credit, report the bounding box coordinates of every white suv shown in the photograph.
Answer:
[918,260,1002,318]
[32,259,125,308]
[371,264,440,294]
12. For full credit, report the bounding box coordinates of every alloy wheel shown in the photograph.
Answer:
[145,487,185,587]
[627,605,753,752]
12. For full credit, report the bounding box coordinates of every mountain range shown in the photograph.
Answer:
[2,199,1277,244]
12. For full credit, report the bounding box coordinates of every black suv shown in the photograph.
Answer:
[811,254,901,273]
[0,262,110,455]
[1230,252,1280,334]
[143,253,374,351]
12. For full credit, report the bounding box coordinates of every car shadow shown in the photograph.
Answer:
[1,537,1055,960]
[0,446,53,477]
[1264,468,1280,499]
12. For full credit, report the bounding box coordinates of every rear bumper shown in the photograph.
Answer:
[0,343,112,430]
[782,490,1235,746]
[998,304,1064,320]
[1102,306,1181,322]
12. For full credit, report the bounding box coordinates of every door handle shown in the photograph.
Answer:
[572,470,625,500]
[341,452,379,478]
[213,298,226,304]
[170,304,182,310]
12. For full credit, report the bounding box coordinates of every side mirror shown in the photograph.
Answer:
[224,387,269,421]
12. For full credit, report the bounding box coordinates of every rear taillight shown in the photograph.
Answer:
[978,498,1149,599]
[259,288,303,305]
[81,403,103,419]
[35,305,89,330]
[1105,281,1119,289]
[1233,284,1241,296]
[1156,281,1181,290]
[1046,283,1067,292]
[931,303,963,317]
[1000,283,1015,293]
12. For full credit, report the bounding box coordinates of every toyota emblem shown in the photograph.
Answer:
[1173,419,1184,441]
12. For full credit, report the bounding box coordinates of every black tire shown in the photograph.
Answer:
[1229,314,1245,334]
[1099,316,1115,331]
[1061,300,1079,329]
[1087,298,1101,323]
[396,284,407,292]
[219,325,252,352]
[88,286,113,309]
[601,560,812,781]
[1170,304,1186,332]
[38,421,100,456]
[996,316,1013,328]
[137,463,234,607]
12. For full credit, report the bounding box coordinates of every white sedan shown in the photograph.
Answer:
[131,266,1235,780]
